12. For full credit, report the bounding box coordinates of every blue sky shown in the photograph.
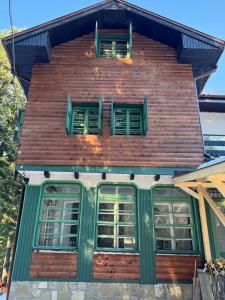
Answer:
[1,0,225,92]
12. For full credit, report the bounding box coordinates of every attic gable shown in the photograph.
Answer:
[3,0,224,96]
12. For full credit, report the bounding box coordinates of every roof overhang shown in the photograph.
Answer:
[2,0,225,96]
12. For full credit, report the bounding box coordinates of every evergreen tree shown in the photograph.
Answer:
[0,30,25,281]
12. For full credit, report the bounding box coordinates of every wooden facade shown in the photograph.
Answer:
[156,255,201,281]
[3,1,225,297]
[30,252,77,279]
[93,253,140,280]
[18,30,203,168]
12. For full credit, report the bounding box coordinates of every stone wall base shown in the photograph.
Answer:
[9,281,193,300]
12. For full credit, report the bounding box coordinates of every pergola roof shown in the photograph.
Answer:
[173,157,225,261]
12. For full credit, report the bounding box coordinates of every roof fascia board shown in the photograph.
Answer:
[3,0,224,49]
[173,161,225,183]
[3,0,116,45]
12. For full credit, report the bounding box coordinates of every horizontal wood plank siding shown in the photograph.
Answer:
[156,254,202,281]
[18,30,203,167]
[93,253,140,280]
[30,252,77,278]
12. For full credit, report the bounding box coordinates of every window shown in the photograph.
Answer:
[96,185,137,251]
[95,22,133,59]
[111,97,148,136]
[98,37,130,59]
[65,96,103,135]
[203,134,225,156]
[35,183,81,249]
[153,187,196,252]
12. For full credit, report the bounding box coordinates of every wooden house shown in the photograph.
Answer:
[3,1,225,299]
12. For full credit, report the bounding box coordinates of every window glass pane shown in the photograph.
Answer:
[97,237,114,248]
[117,187,135,196]
[64,201,79,209]
[98,213,114,222]
[118,237,135,248]
[173,203,191,214]
[176,240,193,250]
[174,216,192,225]
[39,222,60,235]
[155,215,172,224]
[38,234,59,247]
[119,203,134,211]
[59,236,77,247]
[44,185,80,194]
[154,203,171,214]
[156,239,172,250]
[41,209,61,220]
[98,225,114,235]
[99,203,114,210]
[155,227,173,238]
[99,186,116,195]
[153,187,187,198]
[118,226,135,236]
[61,224,78,235]
[118,214,135,223]
[115,40,128,58]
[63,211,79,221]
[100,40,113,58]
[174,228,192,239]
[43,199,62,208]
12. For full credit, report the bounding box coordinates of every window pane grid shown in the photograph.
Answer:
[154,200,195,251]
[36,184,81,249]
[73,107,99,135]
[97,185,136,250]
[99,39,129,58]
[114,108,142,136]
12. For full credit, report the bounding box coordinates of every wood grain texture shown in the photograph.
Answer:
[18,30,203,167]
[29,252,77,278]
[93,253,140,280]
[156,254,202,281]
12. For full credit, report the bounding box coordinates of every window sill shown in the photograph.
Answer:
[32,248,78,254]
[156,252,200,256]
[94,251,139,255]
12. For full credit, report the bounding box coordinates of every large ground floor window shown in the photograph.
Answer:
[35,183,81,250]
[152,186,197,253]
[96,185,137,251]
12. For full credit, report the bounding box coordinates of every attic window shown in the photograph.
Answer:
[98,37,130,58]
[95,21,132,59]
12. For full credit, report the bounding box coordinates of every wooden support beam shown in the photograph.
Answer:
[175,182,214,188]
[207,176,225,198]
[197,186,212,262]
[201,188,225,227]
[175,184,200,200]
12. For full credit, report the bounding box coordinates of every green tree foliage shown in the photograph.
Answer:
[0,30,25,278]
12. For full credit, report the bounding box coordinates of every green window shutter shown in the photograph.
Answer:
[111,101,115,135]
[95,21,99,57]
[98,97,103,135]
[13,109,25,142]
[129,109,142,135]
[143,96,148,136]
[114,108,127,135]
[65,96,73,135]
[129,22,132,57]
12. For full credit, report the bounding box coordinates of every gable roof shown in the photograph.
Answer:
[2,0,225,96]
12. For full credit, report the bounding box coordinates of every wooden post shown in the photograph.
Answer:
[197,186,212,262]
